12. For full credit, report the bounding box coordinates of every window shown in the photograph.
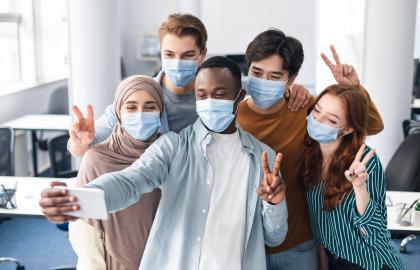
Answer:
[316,0,366,93]
[0,1,20,87]
[0,0,68,91]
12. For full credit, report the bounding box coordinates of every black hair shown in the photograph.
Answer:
[245,28,304,78]
[196,56,242,90]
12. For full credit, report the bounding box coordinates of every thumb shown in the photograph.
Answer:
[344,170,353,182]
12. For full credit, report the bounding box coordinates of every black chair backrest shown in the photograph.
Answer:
[403,119,420,138]
[0,127,14,176]
[48,135,77,178]
[385,133,420,191]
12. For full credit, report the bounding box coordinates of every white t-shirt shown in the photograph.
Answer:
[199,130,250,270]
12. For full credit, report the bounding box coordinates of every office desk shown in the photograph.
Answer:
[412,99,420,120]
[2,114,71,176]
[387,191,420,234]
[0,176,75,218]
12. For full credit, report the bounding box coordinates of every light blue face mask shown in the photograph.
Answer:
[246,75,286,109]
[196,92,241,133]
[306,113,342,144]
[162,59,198,87]
[121,111,161,141]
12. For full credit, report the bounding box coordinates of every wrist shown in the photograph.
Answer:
[353,183,367,193]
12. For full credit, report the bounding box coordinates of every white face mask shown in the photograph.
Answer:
[121,112,161,141]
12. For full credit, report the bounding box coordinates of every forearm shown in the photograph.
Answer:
[353,183,370,216]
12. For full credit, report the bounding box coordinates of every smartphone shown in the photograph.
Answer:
[54,186,108,220]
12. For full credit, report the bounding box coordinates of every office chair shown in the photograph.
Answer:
[0,127,14,176]
[38,86,69,152]
[413,59,420,98]
[385,133,420,191]
[48,135,78,178]
[0,258,25,270]
[48,134,78,232]
[402,119,420,138]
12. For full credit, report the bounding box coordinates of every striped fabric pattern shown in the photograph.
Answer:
[306,147,404,270]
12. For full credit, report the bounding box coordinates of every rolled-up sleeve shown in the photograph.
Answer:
[85,132,179,213]
[262,199,288,247]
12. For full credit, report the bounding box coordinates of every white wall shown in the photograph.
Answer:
[119,0,318,90]
[363,0,417,167]
[201,0,318,90]
[415,0,420,58]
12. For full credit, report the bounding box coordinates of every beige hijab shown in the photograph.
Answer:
[77,75,163,270]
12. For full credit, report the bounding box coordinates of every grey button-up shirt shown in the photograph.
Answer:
[85,119,288,270]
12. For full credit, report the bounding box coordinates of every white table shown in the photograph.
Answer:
[0,176,75,217]
[387,191,420,233]
[412,99,420,109]
[2,114,71,176]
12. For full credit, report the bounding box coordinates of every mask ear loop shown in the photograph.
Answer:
[232,89,244,115]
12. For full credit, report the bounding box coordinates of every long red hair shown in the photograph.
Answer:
[301,84,368,211]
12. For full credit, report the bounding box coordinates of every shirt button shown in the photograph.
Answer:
[197,237,201,242]
[206,180,211,185]
[268,209,273,214]
[276,225,280,229]
[202,209,207,213]
[192,267,196,270]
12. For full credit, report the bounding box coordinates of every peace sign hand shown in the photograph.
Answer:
[345,144,376,188]
[69,105,95,146]
[256,152,286,205]
[321,45,360,87]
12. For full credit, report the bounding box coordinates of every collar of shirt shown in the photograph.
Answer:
[193,119,256,157]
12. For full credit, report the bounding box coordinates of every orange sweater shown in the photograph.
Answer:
[237,85,383,254]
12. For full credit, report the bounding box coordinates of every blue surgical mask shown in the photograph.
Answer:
[247,76,286,109]
[196,92,241,132]
[121,112,161,141]
[162,59,198,87]
[306,113,340,144]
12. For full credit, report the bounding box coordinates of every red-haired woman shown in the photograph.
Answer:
[302,84,403,270]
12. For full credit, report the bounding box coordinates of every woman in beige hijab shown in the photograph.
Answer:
[69,75,163,270]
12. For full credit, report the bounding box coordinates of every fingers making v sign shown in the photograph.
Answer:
[321,45,360,87]
[69,104,95,146]
[256,152,286,205]
[344,144,376,188]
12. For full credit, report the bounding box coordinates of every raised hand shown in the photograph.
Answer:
[345,144,376,188]
[39,181,80,224]
[256,152,286,204]
[321,45,360,87]
[69,105,95,147]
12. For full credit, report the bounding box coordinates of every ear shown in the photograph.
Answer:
[341,127,354,137]
[239,89,246,101]
[198,48,208,65]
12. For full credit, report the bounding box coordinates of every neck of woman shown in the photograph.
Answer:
[319,138,342,177]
